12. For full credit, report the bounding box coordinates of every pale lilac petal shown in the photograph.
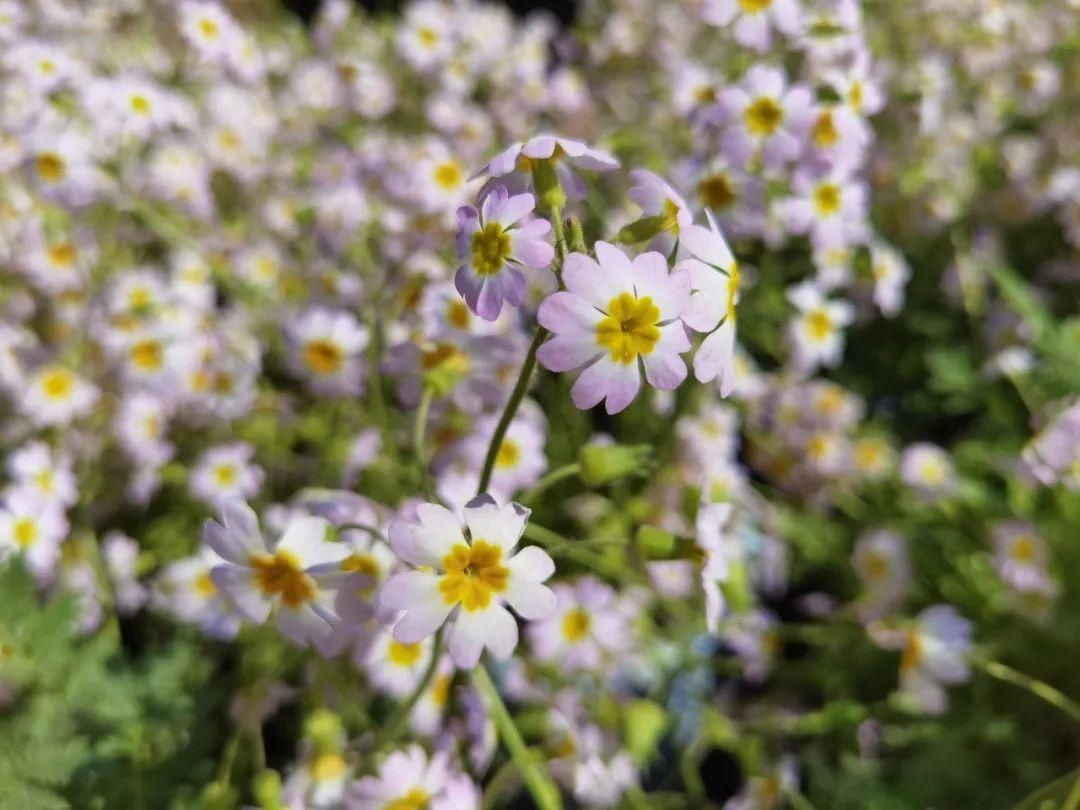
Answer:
[537,291,604,336]
[463,496,529,553]
[276,603,333,648]
[494,192,535,227]
[210,567,271,623]
[682,260,727,333]
[734,11,772,52]
[537,334,602,373]
[507,545,556,582]
[572,358,640,414]
[562,252,624,310]
[277,516,346,568]
[642,346,688,391]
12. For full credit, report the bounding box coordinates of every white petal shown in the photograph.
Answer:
[463,496,529,553]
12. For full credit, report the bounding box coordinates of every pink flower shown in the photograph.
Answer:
[455,187,554,321]
[537,242,691,414]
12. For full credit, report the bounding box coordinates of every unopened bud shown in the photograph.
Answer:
[579,443,653,486]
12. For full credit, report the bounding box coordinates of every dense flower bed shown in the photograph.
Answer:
[2,0,1080,808]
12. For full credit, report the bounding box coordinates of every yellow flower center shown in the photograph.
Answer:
[849,81,864,110]
[418,26,438,47]
[805,309,833,342]
[420,343,470,375]
[739,0,773,11]
[130,339,164,372]
[250,550,316,608]
[129,94,151,115]
[900,630,923,675]
[35,152,66,183]
[726,263,740,322]
[214,464,238,486]
[745,97,784,137]
[562,608,591,643]
[310,752,348,782]
[342,552,379,578]
[812,183,842,216]
[862,550,889,581]
[920,460,946,487]
[48,243,76,267]
[386,788,430,810]
[471,221,512,277]
[35,469,55,493]
[446,300,472,330]
[198,17,219,39]
[495,439,520,469]
[812,110,840,148]
[388,639,424,667]
[439,541,509,612]
[304,339,344,375]
[195,571,218,597]
[698,173,737,211]
[40,367,75,401]
[432,160,463,191]
[1010,535,1037,563]
[595,292,662,365]
[431,673,453,707]
[13,518,38,548]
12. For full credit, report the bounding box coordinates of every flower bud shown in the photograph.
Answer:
[252,769,285,810]
[579,443,653,486]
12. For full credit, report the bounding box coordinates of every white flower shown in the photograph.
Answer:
[381,495,556,669]
[894,605,973,715]
[204,501,358,649]
[785,281,854,371]
[22,364,100,427]
[189,443,264,507]
[0,489,68,581]
[528,576,632,670]
[349,744,450,809]
[4,441,77,507]
[287,307,370,396]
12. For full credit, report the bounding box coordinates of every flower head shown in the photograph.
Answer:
[455,187,554,321]
[537,242,691,414]
[381,495,556,669]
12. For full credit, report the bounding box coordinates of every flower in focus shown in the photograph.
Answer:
[381,495,556,669]
[537,242,691,414]
[479,134,619,200]
[455,186,554,321]
[678,210,740,394]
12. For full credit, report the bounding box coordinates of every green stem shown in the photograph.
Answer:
[376,629,445,752]
[521,523,639,584]
[251,723,267,772]
[476,326,548,495]
[215,728,243,786]
[414,385,436,498]
[472,663,562,810]
[973,657,1080,724]
[521,463,581,504]
[1066,771,1080,810]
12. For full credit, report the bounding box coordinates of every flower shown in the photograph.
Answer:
[0,489,68,581]
[893,605,973,715]
[4,441,77,508]
[203,500,359,649]
[152,547,241,640]
[454,187,554,321]
[478,134,619,201]
[852,529,910,619]
[348,744,449,809]
[380,495,556,669]
[537,242,691,415]
[785,281,854,371]
[899,442,956,498]
[627,169,693,236]
[710,65,812,169]
[22,364,100,427]
[678,210,740,394]
[189,443,265,507]
[701,0,803,53]
[528,576,632,670]
[287,307,370,395]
